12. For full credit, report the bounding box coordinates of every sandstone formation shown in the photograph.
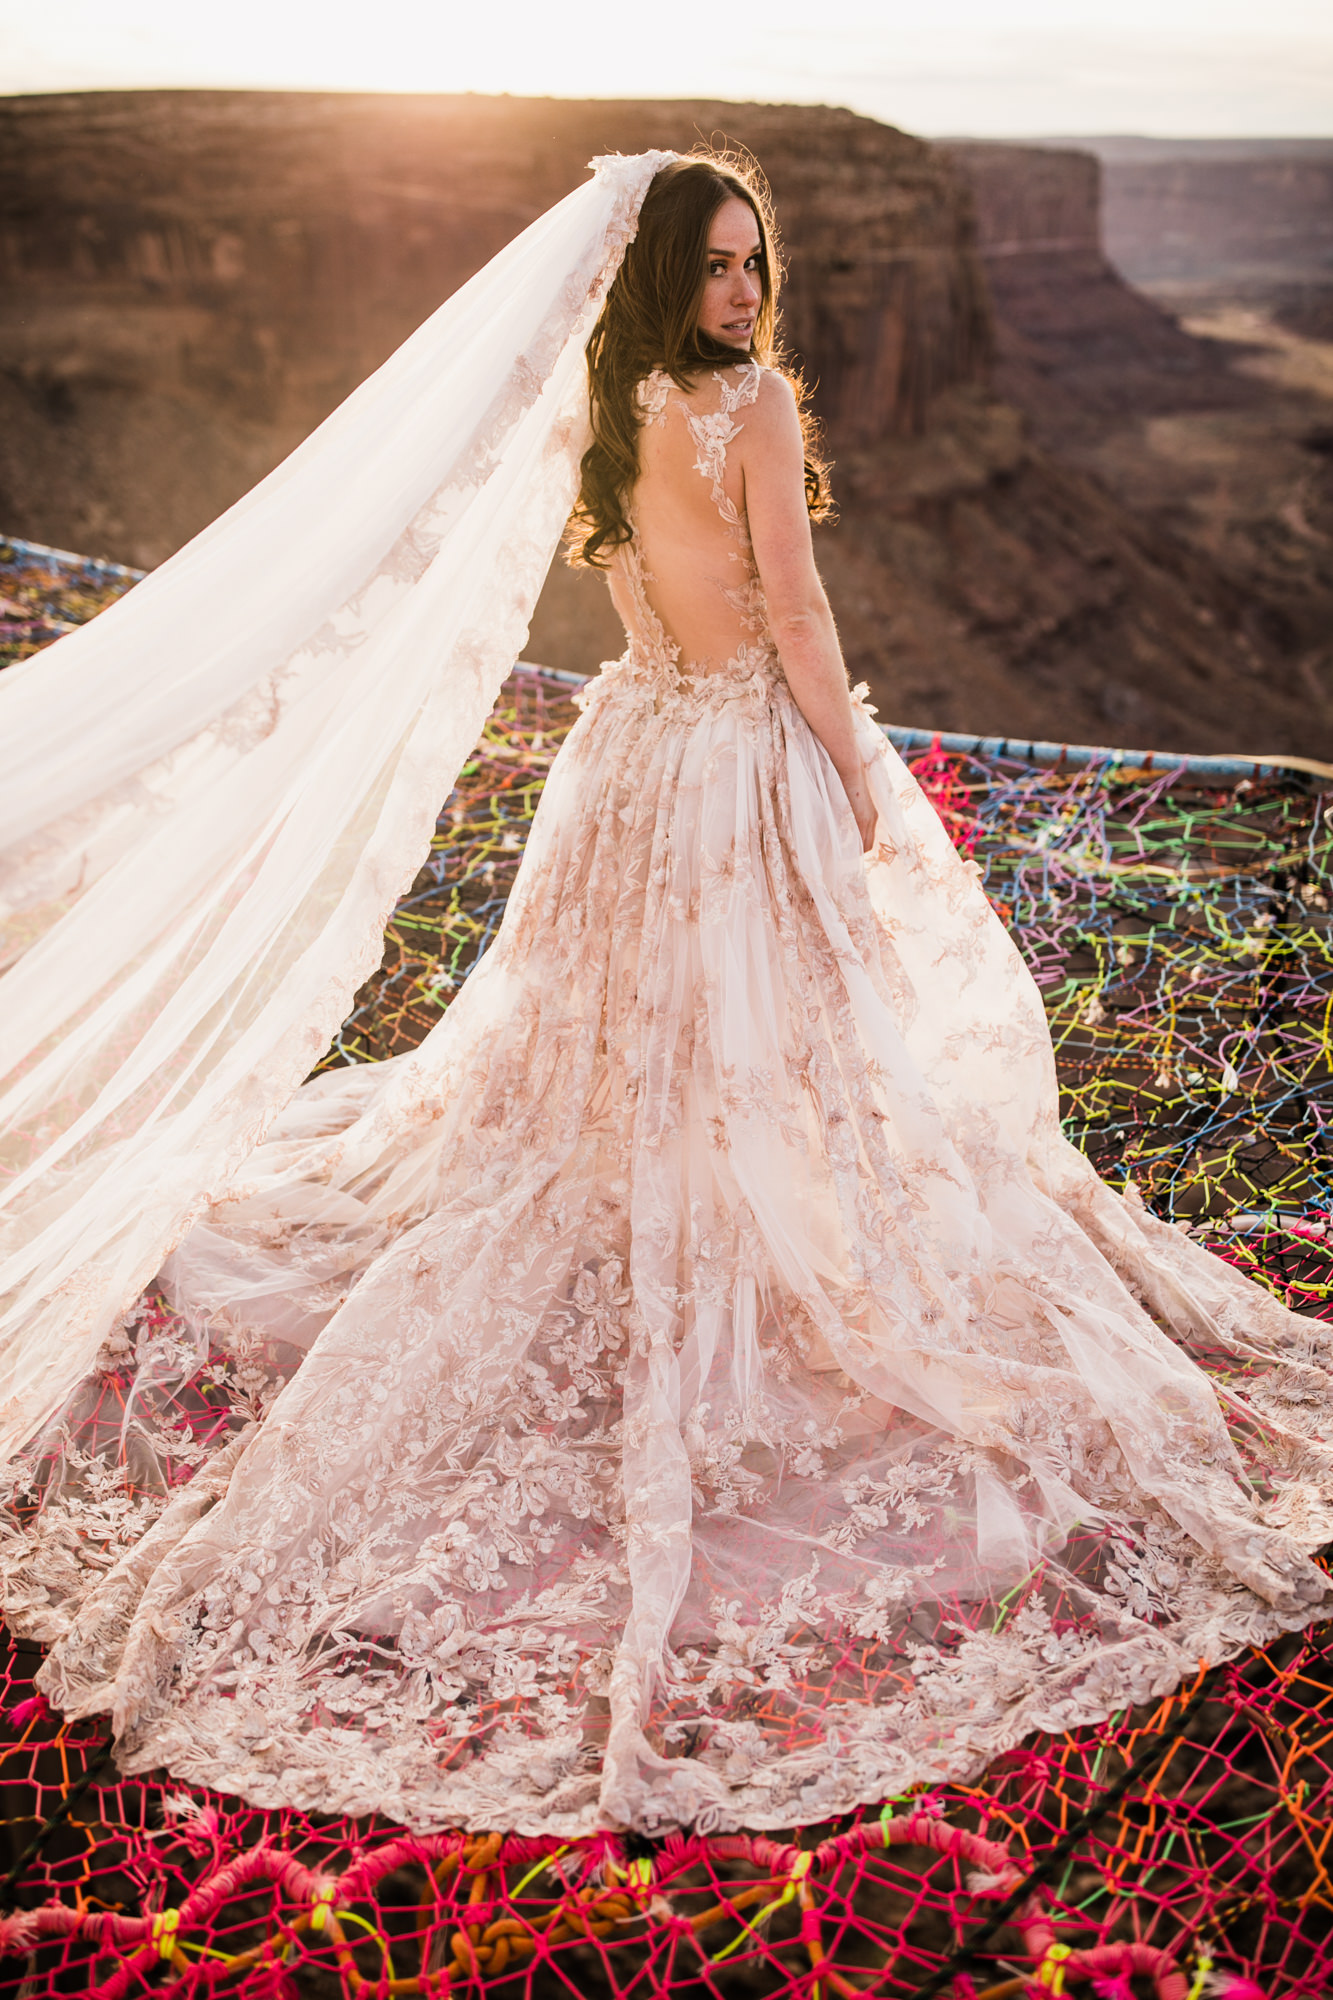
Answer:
[0,90,1328,754]
[943,143,1259,433]
[948,142,1333,735]
[1092,137,1333,353]
[0,90,988,566]
[1080,138,1333,298]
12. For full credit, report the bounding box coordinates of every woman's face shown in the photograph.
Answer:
[695,196,763,352]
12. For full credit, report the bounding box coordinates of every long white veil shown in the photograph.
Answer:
[0,148,676,1465]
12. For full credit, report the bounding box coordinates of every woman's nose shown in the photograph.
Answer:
[733,269,759,305]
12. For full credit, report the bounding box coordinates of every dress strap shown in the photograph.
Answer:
[636,363,760,486]
[636,370,674,427]
[684,364,759,534]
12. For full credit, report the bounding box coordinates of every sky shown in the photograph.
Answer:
[1,0,1330,138]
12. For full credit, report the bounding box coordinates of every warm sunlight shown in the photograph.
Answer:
[2,0,1331,134]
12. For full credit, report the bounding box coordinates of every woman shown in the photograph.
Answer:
[2,150,1331,1837]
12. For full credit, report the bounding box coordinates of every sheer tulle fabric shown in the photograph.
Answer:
[0,150,675,1464]
[3,367,1332,1836]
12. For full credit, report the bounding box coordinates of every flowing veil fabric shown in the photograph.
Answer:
[0,149,676,1464]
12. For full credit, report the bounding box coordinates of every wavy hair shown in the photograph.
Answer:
[568,149,832,569]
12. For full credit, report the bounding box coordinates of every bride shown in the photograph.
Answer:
[1,148,1332,1838]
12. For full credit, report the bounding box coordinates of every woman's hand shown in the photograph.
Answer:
[837,764,878,854]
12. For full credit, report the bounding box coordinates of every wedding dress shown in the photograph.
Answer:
[3,164,1333,1840]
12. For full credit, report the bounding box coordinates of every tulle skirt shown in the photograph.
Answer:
[6,652,1333,1835]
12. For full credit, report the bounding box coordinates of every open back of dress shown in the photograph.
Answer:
[606,362,772,680]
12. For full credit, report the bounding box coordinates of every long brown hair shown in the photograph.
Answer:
[568,148,832,569]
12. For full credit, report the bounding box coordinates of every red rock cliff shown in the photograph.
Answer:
[2,92,1328,755]
[0,89,990,563]
[1092,139,1333,292]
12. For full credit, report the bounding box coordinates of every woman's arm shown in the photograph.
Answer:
[740,373,877,852]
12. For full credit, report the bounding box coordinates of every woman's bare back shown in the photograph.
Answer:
[605,360,775,678]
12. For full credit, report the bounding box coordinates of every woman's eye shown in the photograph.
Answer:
[709,261,725,276]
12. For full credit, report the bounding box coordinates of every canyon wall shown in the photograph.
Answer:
[1,92,1328,754]
[1084,139,1333,294]
[943,143,1100,256]
[942,143,1256,431]
[0,90,989,567]
[935,141,1333,736]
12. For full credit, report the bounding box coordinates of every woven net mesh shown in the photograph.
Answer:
[1,535,1331,1996]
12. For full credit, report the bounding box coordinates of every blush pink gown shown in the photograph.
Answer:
[7,360,1332,1837]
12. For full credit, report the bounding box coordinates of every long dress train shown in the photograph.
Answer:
[4,360,1333,1837]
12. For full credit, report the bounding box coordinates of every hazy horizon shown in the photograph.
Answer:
[2,85,1332,154]
[1,0,1329,140]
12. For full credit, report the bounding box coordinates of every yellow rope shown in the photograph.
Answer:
[1186,1954,1215,2000]
[150,1908,181,1962]
[712,1851,812,1964]
[1035,1941,1074,1993]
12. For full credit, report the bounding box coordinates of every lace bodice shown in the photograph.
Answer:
[604,361,778,690]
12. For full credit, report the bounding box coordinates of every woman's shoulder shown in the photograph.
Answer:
[748,362,798,411]
[641,359,798,433]
[728,363,802,448]
[697,359,797,420]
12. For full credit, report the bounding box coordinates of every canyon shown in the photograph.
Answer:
[951,139,1333,739]
[1088,137,1333,306]
[0,89,1329,754]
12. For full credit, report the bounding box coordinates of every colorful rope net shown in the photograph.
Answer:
[1,536,1332,1997]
